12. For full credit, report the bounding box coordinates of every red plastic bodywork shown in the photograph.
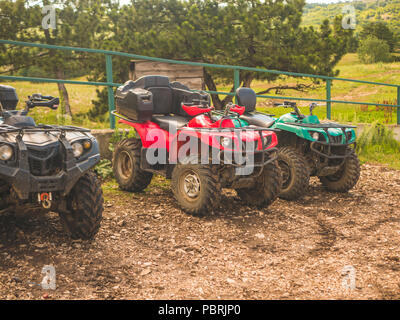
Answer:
[118,105,277,162]
[229,105,245,115]
[181,104,213,116]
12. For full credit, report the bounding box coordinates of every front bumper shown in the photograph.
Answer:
[0,155,100,200]
[310,141,356,159]
[0,132,100,200]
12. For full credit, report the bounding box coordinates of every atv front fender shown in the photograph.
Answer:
[0,153,100,200]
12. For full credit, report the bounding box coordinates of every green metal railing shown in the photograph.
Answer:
[1,39,399,129]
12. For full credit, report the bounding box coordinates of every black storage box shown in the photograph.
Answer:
[0,85,18,110]
[115,85,153,122]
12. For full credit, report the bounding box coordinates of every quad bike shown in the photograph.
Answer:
[0,84,103,239]
[111,76,282,215]
[235,87,360,200]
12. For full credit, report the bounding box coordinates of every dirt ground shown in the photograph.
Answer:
[0,163,399,300]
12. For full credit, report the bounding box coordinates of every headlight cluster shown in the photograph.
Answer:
[346,130,353,141]
[71,140,92,158]
[262,135,272,148]
[0,144,13,161]
[311,132,320,141]
[219,137,235,150]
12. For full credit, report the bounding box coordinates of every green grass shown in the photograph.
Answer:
[356,122,400,169]
[3,77,110,129]
[101,176,170,201]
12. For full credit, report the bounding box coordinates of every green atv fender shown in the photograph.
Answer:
[270,112,356,144]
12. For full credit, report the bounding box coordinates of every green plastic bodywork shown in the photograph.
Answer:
[268,112,356,144]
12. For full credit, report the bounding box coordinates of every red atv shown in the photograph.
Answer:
[112,76,281,215]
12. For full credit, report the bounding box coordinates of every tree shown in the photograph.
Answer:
[359,21,395,52]
[89,0,354,112]
[0,0,115,118]
[357,36,392,64]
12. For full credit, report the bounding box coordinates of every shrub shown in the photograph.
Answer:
[356,121,400,156]
[357,36,392,64]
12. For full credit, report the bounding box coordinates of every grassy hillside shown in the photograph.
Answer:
[302,0,400,37]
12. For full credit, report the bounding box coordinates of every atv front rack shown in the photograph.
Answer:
[285,122,356,129]
[0,124,90,135]
[284,122,357,159]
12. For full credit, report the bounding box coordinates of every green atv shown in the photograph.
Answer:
[236,87,361,200]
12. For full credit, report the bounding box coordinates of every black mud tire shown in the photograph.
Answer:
[277,146,310,200]
[319,148,360,192]
[236,161,282,208]
[171,164,220,216]
[59,171,103,240]
[112,138,153,192]
[0,179,9,194]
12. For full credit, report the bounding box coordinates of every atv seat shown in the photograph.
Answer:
[236,87,257,113]
[152,115,188,132]
[240,113,275,128]
[3,115,36,128]
[236,87,275,127]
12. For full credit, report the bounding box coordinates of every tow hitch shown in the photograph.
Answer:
[38,192,52,209]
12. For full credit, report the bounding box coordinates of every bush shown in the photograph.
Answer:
[357,121,400,156]
[357,36,392,64]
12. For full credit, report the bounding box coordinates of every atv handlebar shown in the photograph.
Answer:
[26,94,59,110]
[273,101,297,108]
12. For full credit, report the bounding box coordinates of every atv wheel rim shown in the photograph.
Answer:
[118,151,133,179]
[279,160,291,189]
[182,171,201,199]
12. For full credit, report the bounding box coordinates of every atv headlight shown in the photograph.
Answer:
[311,132,320,141]
[0,144,13,161]
[220,137,234,149]
[262,135,272,149]
[346,130,353,142]
[71,142,84,158]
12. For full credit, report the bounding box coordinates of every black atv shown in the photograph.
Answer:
[0,84,103,239]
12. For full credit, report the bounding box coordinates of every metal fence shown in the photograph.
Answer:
[1,39,399,129]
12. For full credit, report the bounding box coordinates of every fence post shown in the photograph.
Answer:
[397,86,400,126]
[105,54,115,129]
[234,69,240,104]
[326,79,332,120]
